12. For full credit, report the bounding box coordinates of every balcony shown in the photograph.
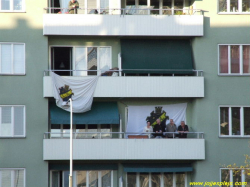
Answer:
[43,132,205,160]
[43,8,204,36]
[43,70,204,98]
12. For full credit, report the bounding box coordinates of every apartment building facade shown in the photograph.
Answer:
[0,0,250,186]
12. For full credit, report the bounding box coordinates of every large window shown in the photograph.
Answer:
[127,172,186,187]
[220,169,250,186]
[0,106,25,137]
[219,45,250,75]
[219,106,250,137]
[0,0,24,11]
[51,170,112,187]
[219,0,250,13]
[0,169,25,187]
[0,43,25,74]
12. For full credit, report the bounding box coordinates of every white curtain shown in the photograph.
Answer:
[13,44,25,74]
[74,47,87,76]
[51,72,99,113]
[126,103,187,133]
[99,47,111,74]
[59,0,69,13]
[1,44,11,73]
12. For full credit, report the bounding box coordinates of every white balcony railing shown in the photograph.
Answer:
[43,132,205,160]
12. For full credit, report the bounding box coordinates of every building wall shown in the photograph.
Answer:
[191,0,250,183]
[0,0,49,186]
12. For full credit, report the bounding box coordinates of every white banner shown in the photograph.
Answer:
[51,72,99,113]
[126,103,187,133]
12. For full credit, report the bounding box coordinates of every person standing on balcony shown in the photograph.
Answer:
[143,121,153,138]
[165,119,177,138]
[178,121,189,138]
[68,0,79,14]
[153,119,163,139]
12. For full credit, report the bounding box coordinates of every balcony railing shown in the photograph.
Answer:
[44,8,203,16]
[43,132,204,139]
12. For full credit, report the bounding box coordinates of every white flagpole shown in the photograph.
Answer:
[69,98,73,187]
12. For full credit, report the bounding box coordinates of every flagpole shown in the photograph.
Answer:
[69,98,73,187]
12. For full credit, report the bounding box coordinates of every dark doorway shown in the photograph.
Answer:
[51,47,72,76]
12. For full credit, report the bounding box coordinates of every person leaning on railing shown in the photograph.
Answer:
[143,121,153,138]
[68,0,79,14]
[178,121,189,138]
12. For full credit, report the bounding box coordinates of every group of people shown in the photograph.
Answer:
[143,119,189,138]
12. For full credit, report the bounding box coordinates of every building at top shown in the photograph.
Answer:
[0,0,250,186]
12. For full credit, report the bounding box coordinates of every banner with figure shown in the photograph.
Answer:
[51,72,99,113]
[126,103,187,133]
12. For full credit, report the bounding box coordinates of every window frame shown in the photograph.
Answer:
[0,0,25,12]
[219,105,250,138]
[0,43,26,75]
[218,44,250,76]
[220,168,250,186]
[218,0,250,14]
[126,172,187,187]
[0,105,26,138]
[0,168,26,187]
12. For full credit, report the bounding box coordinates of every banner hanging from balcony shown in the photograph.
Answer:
[51,72,99,113]
[126,103,187,133]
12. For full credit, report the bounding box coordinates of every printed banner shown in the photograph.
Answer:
[126,103,187,133]
[51,72,99,113]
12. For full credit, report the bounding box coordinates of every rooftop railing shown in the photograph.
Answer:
[44,132,204,139]
[44,7,203,16]
[43,69,204,77]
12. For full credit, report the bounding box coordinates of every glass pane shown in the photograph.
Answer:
[63,171,69,187]
[100,0,109,13]
[76,125,86,139]
[174,0,183,14]
[52,171,60,187]
[220,107,229,135]
[87,0,97,14]
[243,46,250,73]
[13,44,24,74]
[75,47,87,76]
[101,124,111,139]
[77,0,85,14]
[1,0,10,10]
[151,173,161,187]
[244,107,250,135]
[76,171,87,187]
[89,171,98,187]
[151,0,159,15]
[221,169,230,186]
[163,173,173,187]
[51,124,61,138]
[230,0,238,12]
[127,0,135,5]
[232,107,241,135]
[14,106,24,136]
[1,44,12,73]
[1,170,11,187]
[63,124,70,138]
[245,169,250,186]
[14,170,24,187]
[14,0,22,10]
[1,107,12,136]
[163,0,172,15]
[87,47,97,75]
[87,125,98,138]
[220,45,229,73]
[140,173,149,187]
[102,170,111,187]
[231,45,240,73]
[243,0,250,12]
[219,0,227,12]
[233,170,241,187]
[176,173,185,187]
[127,173,136,187]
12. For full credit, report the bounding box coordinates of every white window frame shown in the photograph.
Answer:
[0,0,25,12]
[0,105,26,138]
[219,105,250,138]
[0,43,25,75]
[218,44,250,76]
[218,0,250,14]
[220,168,250,187]
[126,172,187,187]
[0,168,26,187]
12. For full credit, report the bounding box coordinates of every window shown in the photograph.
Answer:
[0,106,25,137]
[219,106,250,137]
[50,170,112,187]
[0,0,25,12]
[219,0,250,13]
[219,45,250,75]
[0,43,25,74]
[220,169,250,186]
[127,172,187,187]
[50,124,112,139]
[0,169,25,187]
